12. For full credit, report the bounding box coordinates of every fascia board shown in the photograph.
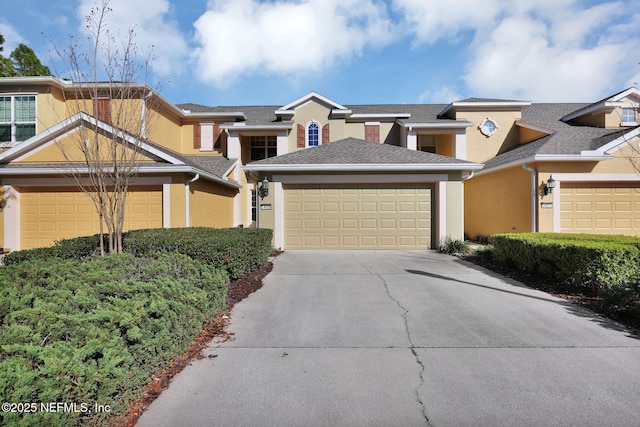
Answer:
[404,121,474,129]
[0,112,87,162]
[242,163,484,172]
[453,101,531,109]
[0,165,242,188]
[475,154,613,176]
[348,113,412,120]
[561,101,622,121]
[610,87,640,101]
[182,111,246,120]
[278,91,349,112]
[587,127,640,154]
[221,124,293,131]
[0,112,186,166]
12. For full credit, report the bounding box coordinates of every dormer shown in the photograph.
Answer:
[561,87,640,128]
[274,91,352,120]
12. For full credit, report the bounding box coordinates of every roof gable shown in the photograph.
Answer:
[275,91,352,119]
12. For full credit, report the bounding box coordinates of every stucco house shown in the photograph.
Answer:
[1,76,638,251]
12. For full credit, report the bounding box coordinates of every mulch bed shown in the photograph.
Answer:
[461,253,640,333]
[111,259,275,427]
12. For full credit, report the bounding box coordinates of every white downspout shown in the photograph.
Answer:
[522,163,537,232]
[185,174,200,227]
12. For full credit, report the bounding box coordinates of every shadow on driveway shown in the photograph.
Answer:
[406,268,640,341]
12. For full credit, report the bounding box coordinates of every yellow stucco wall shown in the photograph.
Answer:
[464,167,533,238]
[457,110,522,163]
[169,178,187,228]
[190,180,236,227]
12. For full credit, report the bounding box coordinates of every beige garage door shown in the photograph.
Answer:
[21,186,163,249]
[284,183,432,249]
[560,183,640,236]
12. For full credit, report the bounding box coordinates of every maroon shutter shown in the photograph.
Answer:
[297,124,305,148]
[95,99,111,124]
[322,123,330,144]
[364,124,379,143]
[193,124,201,149]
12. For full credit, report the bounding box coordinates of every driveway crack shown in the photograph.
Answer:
[351,254,434,426]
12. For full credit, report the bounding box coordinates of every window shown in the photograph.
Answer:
[0,95,36,143]
[250,135,277,161]
[622,107,637,124]
[418,135,437,153]
[251,189,257,222]
[307,122,319,147]
[364,123,380,143]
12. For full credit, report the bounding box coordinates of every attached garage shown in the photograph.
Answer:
[560,182,640,236]
[243,138,483,250]
[284,183,432,249]
[20,186,163,249]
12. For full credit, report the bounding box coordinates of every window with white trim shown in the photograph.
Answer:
[250,135,277,161]
[621,107,637,124]
[0,95,36,143]
[418,134,437,153]
[307,122,319,147]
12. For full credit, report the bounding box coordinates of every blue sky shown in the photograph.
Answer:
[2,0,640,107]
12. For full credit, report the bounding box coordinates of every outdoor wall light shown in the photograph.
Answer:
[544,175,556,196]
[258,177,269,199]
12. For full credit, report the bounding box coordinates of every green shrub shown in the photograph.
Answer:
[123,227,273,279]
[3,234,105,265]
[439,236,471,255]
[491,233,640,292]
[3,228,273,280]
[0,253,229,426]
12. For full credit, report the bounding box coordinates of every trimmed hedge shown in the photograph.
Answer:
[122,227,273,280]
[491,233,640,292]
[3,228,274,280]
[0,253,229,426]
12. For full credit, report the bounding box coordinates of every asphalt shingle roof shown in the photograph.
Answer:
[248,137,476,166]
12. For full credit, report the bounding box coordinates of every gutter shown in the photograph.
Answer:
[185,173,200,227]
[522,163,537,232]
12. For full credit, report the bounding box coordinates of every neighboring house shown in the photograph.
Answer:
[1,76,638,251]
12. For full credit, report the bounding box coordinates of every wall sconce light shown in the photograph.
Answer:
[258,177,269,199]
[544,175,556,196]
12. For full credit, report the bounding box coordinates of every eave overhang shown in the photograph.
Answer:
[242,163,484,173]
[474,154,613,176]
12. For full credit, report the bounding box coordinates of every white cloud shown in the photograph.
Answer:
[192,0,395,87]
[394,0,640,101]
[0,21,25,53]
[463,15,626,101]
[391,0,503,45]
[77,0,189,78]
[418,85,463,104]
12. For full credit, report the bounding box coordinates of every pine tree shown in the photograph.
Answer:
[0,34,51,77]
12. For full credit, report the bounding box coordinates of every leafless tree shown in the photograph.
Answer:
[50,0,158,254]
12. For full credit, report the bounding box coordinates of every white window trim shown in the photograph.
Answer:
[306,121,320,147]
[0,94,38,144]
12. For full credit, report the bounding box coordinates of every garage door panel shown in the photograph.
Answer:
[561,183,640,236]
[21,187,162,249]
[284,183,432,249]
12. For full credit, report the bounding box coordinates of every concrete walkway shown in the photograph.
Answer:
[138,250,640,427]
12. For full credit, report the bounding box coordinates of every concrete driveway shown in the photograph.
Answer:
[138,250,640,427]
